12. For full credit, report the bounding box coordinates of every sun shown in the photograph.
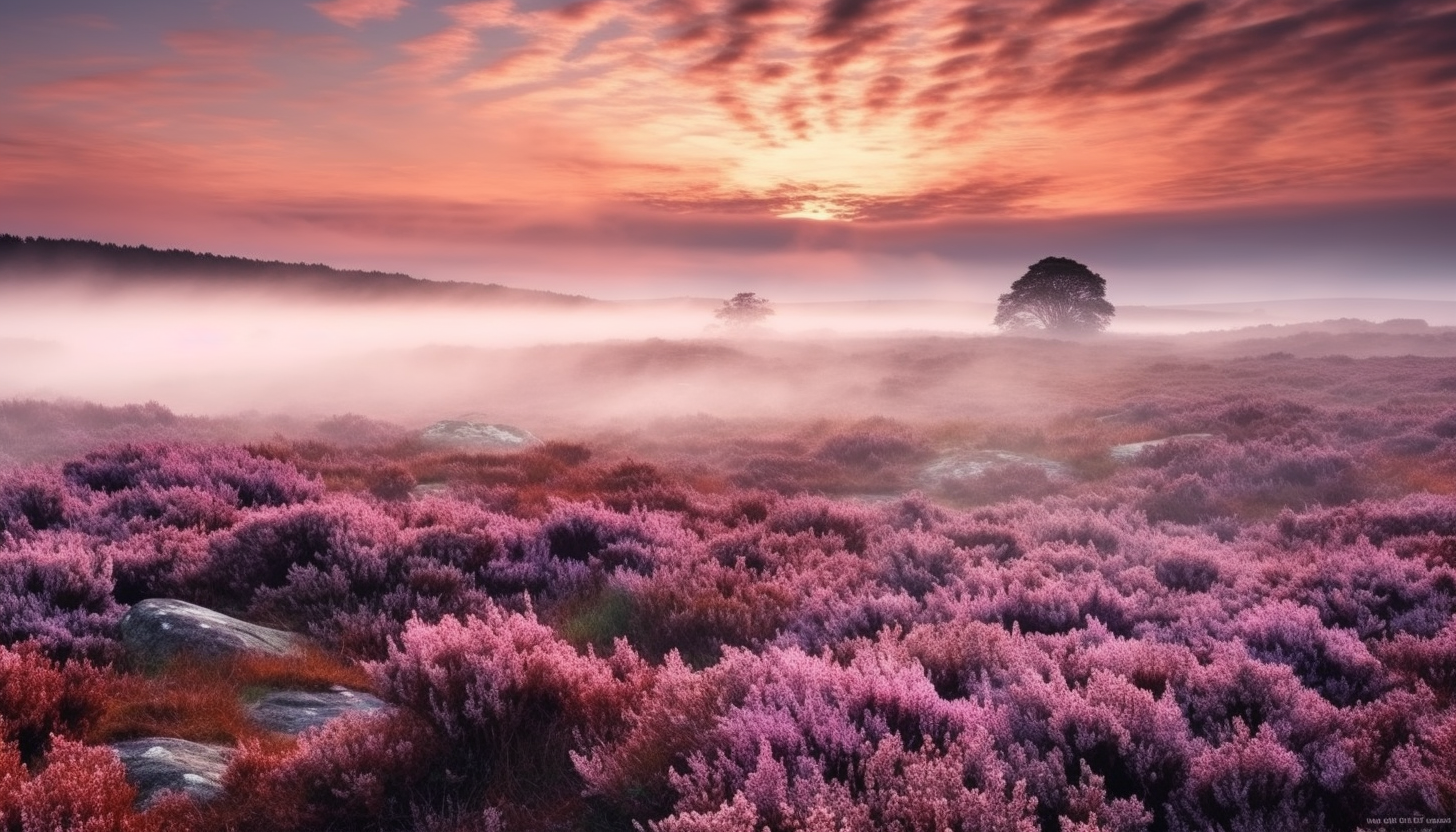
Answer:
[777,200,852,221]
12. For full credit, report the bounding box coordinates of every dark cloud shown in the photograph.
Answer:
[777,94,811,137]
[941,3,1015,51]
[665,22,714,45]
[755,62,793,81]
[813,0,884,39]
[1124,13,1307,95]
[665,0,1438,163]
[1051,2,1210,91]
[692,29,758,72]
[620,173,1047,223]
[845,176,1051,221]
[710,90,768,135]
[933,53,979,78]
[1035,0,1103,21]
[862,74,903,110]
[1112,1,1455,98]
[229,195,1456,295]
[812,23,891,76]
[553,0,608,22]
[728,0,779,19]
[911,80,959,108]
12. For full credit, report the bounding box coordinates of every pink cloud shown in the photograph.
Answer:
[398,27,480,78]
[311,0,409,27]
[442,1,516,29]
[6,0,1455,245]
[163,29,277,59]
[24,63,270,104]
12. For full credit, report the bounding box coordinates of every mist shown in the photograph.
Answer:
[5,273,1456,438]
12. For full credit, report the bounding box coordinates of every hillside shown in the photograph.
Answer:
[0,234,595,306]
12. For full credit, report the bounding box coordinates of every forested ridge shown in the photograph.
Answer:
[0,234,592,305]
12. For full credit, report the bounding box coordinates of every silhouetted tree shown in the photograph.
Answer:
[715,292,774,328]
[994,257,1115,333]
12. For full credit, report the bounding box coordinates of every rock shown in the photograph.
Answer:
[921,450,1072,484]
[409,481,451,498]
[120,598,302,667]
[420,419,541,449]
[110,738,234,808]
[249,686,388,734]
[1109,433,1216,462]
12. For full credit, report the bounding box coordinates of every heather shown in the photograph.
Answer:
[1,347,1455,830]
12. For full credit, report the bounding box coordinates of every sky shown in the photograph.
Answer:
[2,0,1454,302]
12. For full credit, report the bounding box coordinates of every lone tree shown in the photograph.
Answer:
[994,256,1115,333]
[715,292,775,328]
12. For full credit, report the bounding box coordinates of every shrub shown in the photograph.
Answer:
[1152,546,1221,593]
[1,395,1454,831]
[367,465,416,501]
[13,737,142,832]
[196,496,400,612]
[0,468,71,537]
[815,421,926,468]
[0,534,123,662]
[60,443,320,509]
[0,643,113,762]
[370,606,635,801]
[222,711,443,832]
[1170,723,1309,832]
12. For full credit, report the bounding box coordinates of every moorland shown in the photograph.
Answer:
[1,252,1454,831]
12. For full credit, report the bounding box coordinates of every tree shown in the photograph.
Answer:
[994,257,1115,333]
[715,292,774,328]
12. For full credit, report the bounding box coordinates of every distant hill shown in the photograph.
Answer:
[1158,298,1456,327]
[0,234,595,306]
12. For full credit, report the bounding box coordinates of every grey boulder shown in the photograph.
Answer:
[249,686,388,735]
[420,419,540,449]
[1109,433,1216,462]
[921,450,1072,484]
[110,738,234,808]
[120,598,302,667]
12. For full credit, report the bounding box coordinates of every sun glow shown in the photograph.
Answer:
[777,200,850,221]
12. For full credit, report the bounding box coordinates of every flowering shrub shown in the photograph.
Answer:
[7,737,143,832]
[221,711,442,832]
[61,443,321,509]
[3,360,1456,828]
[371,607,630,750]
[0,534,124,662]
[814,420,928,468]
[0,643,113,762]
[0,467,71,537]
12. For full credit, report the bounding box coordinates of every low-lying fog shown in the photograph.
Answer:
[5,281,1456,432]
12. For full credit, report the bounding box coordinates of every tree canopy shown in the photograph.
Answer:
[993,257,1115,333]
[715,292,775,328]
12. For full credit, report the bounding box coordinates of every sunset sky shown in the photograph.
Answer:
[2,0,1454,301]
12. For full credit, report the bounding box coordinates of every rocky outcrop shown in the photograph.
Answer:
[248,686,388,735]
[420,418,540,449]
[119,598,302,667]
[1109,433,1216,461]
[110,738,234,808]
[921,450,1072,484]
[110,600,390,809]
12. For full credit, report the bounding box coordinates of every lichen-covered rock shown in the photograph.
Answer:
[110,738,234,808]
[119,598,302,667]
[420,419,540,449]
[248,686,388,735]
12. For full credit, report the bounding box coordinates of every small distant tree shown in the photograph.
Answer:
[715,292,774,329]
[994,257,1114,333]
